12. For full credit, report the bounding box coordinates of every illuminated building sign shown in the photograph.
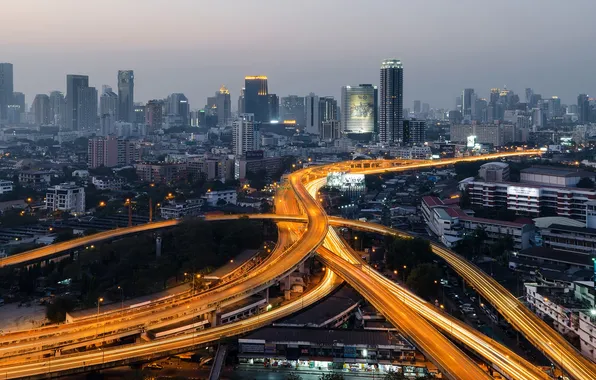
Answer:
[467,135,476,148]
[507,186,540,197]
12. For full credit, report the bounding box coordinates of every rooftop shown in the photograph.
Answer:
[521,166,594,178]
[533,217,585,229]
[518,246,593,267]
[480,162,509,169]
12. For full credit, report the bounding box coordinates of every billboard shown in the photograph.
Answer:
[467,135,477,148]
[327,172,365,188]
[349,93,374,121]
[507,186,540,197]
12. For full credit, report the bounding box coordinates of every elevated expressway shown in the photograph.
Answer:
[4,151,587,379]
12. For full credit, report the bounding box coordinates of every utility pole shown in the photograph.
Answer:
[149,197,153,222]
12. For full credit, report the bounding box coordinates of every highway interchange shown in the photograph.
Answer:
[2,151,595,379]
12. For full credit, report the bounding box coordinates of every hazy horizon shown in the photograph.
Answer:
[2,0,596,109]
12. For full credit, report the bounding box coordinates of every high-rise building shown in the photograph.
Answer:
[77,87,98,131]
[168,93,189,126]
[88,135,141,168]
[379,59,403,143]
[462,88,475,118]
[238,88,245,114]
[280,95,305,125]
[233,113,258,156]
[117,70,134,122]
[319,96,338,124]
[100,88,118,117]
[268,94,279,122]
[32,94,51,125]
[341,84,377,140]
[146,100,164,133]
[11,92,25,114]
[66,75,90,130]
[320,120,341,141]
[0,63,13,121]
[134,104,146,124]
[305,93,320,135]
[49,91,65,127]
[547,96,562,119]
[413,100,421,114]
[578,94,590,123]
[244,76,269,122]
[525,88,534,104]
[402,119,426,145]
[216,85,232,127]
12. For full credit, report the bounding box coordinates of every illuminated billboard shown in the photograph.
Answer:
[341,85,376,135]
[349,93,374,121]
[507,186,540,197]
[467,135,477,148]
[327,172,365,196]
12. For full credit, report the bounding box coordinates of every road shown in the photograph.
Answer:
[5,151,580,379]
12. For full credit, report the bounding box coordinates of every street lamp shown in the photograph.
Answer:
[96,297,104,338]
[117,286,124,310]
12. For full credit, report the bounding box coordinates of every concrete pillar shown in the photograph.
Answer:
[210,311,218,327]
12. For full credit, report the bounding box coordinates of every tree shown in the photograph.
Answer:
[117,168,139,183]
[319,374,344,380]
[577,177,595,189]
[216,199,227,206]
[54,230,75,243]
[384,370,407,380]
[46,297,76,323]
[406,263,443,300]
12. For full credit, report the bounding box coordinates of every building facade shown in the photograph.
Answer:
[0,63,13,121]
[216,85,232,127]
[233,113,258,156]
[341,84,377,140]
[77,86,98,131]
[32,94,51,125]
[66,75,89,131]
[244,76,269,123]
[379,59,403,143]
[45,182,85,214]
[402,119,426,145]
[117,70,134,122]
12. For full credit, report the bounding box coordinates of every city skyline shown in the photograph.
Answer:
[2,0,596,109]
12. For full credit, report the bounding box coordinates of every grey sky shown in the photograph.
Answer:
[2,0,595,109]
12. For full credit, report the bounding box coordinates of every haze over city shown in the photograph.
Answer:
[2,0,596,107]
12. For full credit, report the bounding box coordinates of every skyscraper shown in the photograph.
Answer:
[77,87,98,131]
[578,94,590,123]
[341,84,377,140]
[238,88,245,114]
[32,94,51,125]
[66,75,90,130]
[305,93,320,135]
[379,59,403,143]
[145,100,164,133]
[280,95,305,125]
[117,70,134,122]
[462,88,475,118]
[216,85,232,127]
[402,119,426,145]
[168,93,190,126]
[0,63,13,121]
[268,94,279,122]
[100,88,118,117]
[233,113,258,156]
[49,91,65,127]
[413,100,421,114]
[244,76,269,123]
[319,96,338,124]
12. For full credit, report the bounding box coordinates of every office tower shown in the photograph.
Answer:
[100,88,118,117]
[66,75,90,130]
[455,96,462,111]
[402,119,426,145]
[422,103,430,114]
[117,70,134,122]
[413,100,421,114]
[168,93,189,126]
[379,59,403,143]
[32,94,51,125]
[319,96,338,123]
[244,76,269,122]
[88,135,119,168]
[146,100,163,133]
[134,104,146,124]
[12,92,25,113]
[341,84,376,140]
[547,96,561,119]
[320,120,341,141]
[462,88,475,118]
[216,85,232,126]
[0,63,13,121]
[525,88,534,104]
[233,113,258,156]
[268,94,279,122]
[578,94,590,123]
[49,91,65,126]
[77,87,98,131]
[238,88,245,114]
[280,95,305,125]
[305,93,320,135]
[474,98,488,122]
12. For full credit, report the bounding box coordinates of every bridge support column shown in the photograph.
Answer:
[210,311,218,327]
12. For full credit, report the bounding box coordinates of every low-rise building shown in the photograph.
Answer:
[478,162,509,182]
[203,189,237,206]
[421,196,534,249]
[135,163,187,183]
[525,281,596,362]
[234,156,283,180]
[160,199,204,219]
[19,170,52,189]
[0,180,13,194]
[91,176,125,191]
[45,182,85,214]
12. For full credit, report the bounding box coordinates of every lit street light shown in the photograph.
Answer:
[95,297,104,338]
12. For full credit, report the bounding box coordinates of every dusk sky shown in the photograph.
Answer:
[2,0,596,109]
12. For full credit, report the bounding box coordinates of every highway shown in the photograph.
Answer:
[4,151,579,379]
[0,261,340,379]
[321,227,550,380]
[329,218,596,379]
